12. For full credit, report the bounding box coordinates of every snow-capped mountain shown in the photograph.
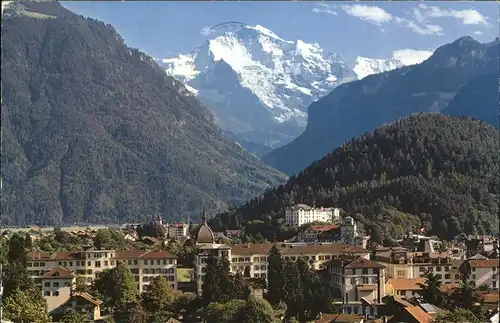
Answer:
[158,24,358,151]
[158,24,412,153]
[353,57,405,79]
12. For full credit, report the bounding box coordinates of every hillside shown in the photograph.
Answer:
[210,114,499,242]
[442,72,499,128]
[0,2,286,226]
[264,36,499,175]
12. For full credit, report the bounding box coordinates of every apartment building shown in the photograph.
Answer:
[285,204,340,227]
[167,223,188,239]
[461,258,500,289]
[27,248,178,293]
[326,257,386,316]
[373,250,463,285]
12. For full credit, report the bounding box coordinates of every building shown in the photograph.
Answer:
[372,250,463,285]
[166,223,188,239]
[27,248,178,293]
[297,224,339,243]
[385,278,426,298]
[41,267,75,313]
[327,257,386,316]
[194,211,231,294]
[55,292,103,321]
[192,214,371,294]
[460,258,500,289]
[285,204,340,227]
[230,242,370,280]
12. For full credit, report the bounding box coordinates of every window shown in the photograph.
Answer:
[350,278,356,284]
[87,261,91,266]
[232,258,237,263]
[104,261,108,266]
[436,267,442,272]
[472,274,476,279]
[445,274,451,279]
[95,261,101,268]
[362,277,368,284]
[445,266,450,271]
[111,261,115,266]
[65,281,71,287]
[163,259,167,265]
[44,282,50,287]
[254,265,259,270]
[397,270,405,276]
[134,260,138,265]
[157,260,160,265]
[44,291,50,296]
[40,262,45,267]
[144,260,148,265]
[53,282,60,287]
[362,268,368,275]
[53,291,59,296]
[58,262,62,266]
[419,267,425,273]
[472,268,476,272]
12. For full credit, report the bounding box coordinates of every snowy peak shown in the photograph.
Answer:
[353,56,405,79]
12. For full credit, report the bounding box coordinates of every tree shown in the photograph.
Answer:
[204,300,246,323]
[2,262,36,299]
[281,260,304,321]
[201,254,222,305]
[74,275,91,294]
[418,270,445,306]
[433,308,481,323]
[3,288,52,323]
[7,233,27,265]
[24,234,33,252]
[61,310,92,323]
[142,276,179,314]
[93,261,139,312]
[266,244,283,306]
[239,296,274,323]
[127,302,149,323]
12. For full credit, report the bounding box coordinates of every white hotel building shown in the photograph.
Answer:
[285,203,340,227]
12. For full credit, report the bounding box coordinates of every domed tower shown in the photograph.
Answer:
[340,216,357,244]
[196,209,215,244]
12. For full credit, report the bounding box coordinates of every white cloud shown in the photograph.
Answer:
[418,4,489,25]
[392,49,434,66]
[200,26,213,36]
[404,20,444,36]
[473,31,483,36]
[340,4,393,25]
[312,3,338,16]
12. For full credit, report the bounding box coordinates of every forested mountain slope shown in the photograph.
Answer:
[1,2,286,226]
[211,114,499,242]
[442,72,499,128]
[264,36,499,175]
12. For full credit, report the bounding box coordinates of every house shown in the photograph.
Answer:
[142,236,161,246]
[226,229,243,238]
[385,278,426,298]
[40,266,75,313]
[327,256,386,316]
[461,258,500,289]
[53,292,103,321]
[285,204,340,227]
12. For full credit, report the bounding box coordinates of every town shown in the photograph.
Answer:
[1,204,498,323]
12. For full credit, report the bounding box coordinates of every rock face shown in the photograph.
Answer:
[1,2,286,226]
[263,36,499,175]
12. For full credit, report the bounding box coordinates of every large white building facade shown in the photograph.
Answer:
[285,204,340,227]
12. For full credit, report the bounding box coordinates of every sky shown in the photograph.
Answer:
[62,1,498,63]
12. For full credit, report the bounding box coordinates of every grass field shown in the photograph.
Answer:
[177,268,194,283]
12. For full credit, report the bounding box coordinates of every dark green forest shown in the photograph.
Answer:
[1,2,286,226]
[211,113,499,242]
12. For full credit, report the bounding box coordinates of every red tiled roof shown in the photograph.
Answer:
[309,225,339,232]
[314,313,364,323]
[41,266,74,279]
[345,257,386,269]
[387,278,426,291]
[405,305,432,323]
[481,293,500,304]
[231,243,369,257]
[468,259,499,268]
